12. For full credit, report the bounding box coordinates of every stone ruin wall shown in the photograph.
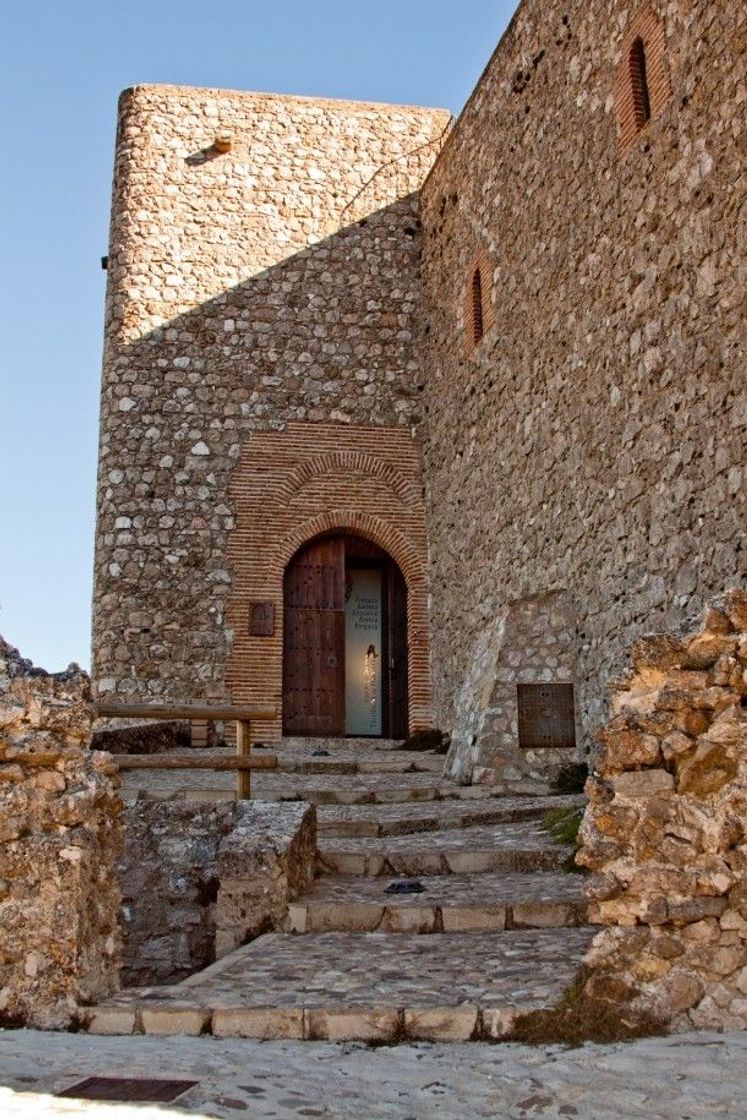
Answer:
[420,0,746,771]
[94,85,450,707]
[119,797,315,987]
[578,589,747,1031]
[0,639,122,1028]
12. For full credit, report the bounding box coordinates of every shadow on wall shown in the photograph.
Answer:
[94,192,430,714]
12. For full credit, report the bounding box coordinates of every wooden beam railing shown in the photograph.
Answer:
[94,703,278,800]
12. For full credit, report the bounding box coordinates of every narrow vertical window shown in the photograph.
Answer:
[471,266,484,346]
[629,37,651,127]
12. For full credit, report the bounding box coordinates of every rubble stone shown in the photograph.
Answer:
[577,591,747,1030]
[0,638,122,1028]
[119,797,316,985]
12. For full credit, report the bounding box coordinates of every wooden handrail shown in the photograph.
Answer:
[95,703,277,721]
[112,753,277,772]
[94,701,278,799]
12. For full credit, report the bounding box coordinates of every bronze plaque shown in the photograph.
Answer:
[517,683,576,749]
[249,601,275,637]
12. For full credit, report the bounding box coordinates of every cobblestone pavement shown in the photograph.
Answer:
[105,928,593,1013]
[1,1029,745,1119]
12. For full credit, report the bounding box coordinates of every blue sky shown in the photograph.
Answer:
[0,0,515,671]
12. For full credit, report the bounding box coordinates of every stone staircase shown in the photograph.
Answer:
[91,738,594,1042]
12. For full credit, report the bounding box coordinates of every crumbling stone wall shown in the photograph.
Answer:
[119,797,315,986]
[444,590,581,788]
[578,590,747,1030]
[420,0,746,756]
[0,639,122,1028]
[94,86,450,707]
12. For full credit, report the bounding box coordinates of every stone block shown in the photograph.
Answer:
[212,1007,303,1039]
[404,1005,478,1041]
[86,1006,137,1035]
[441,905,506,932]
[381,906,437,933]
[141,1006,211,1036]
[481,1007,518,1039]
[511,902,576,929]
[304,1007,399,1042]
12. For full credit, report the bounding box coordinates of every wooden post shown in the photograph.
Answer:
[236,719,252,799]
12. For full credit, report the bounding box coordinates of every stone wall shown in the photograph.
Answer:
[578,590,747,1031]
[444,590,582,787]
[420,0,746,758]
[94,85,450,709]
[120,797,316,986]
[0,639,122,1028]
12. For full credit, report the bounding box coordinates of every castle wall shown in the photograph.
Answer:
[94,85,450,712]
[420,0,746,777]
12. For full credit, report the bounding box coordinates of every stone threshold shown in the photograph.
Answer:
[87,1002,543,1042]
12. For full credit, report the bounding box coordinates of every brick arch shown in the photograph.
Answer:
[224,421,434,739]
[275,510,426,591]
[278,452,419,506]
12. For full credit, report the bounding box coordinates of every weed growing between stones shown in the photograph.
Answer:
[542,805,585,873]
[502,968,668,1046]
[543,806,583,846]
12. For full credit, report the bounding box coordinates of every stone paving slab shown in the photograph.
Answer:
[3,1029,745,1120]
[317,793,584,837]
[288,870,587,933]
[89,928,593,1041]
[318,820,570,875]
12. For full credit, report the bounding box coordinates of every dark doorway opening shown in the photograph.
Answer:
[282,533,408,738]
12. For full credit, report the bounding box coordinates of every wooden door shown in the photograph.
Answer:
[283,537,345,735]
[388,562,409,738]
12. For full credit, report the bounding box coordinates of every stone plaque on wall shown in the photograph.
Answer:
[517,683,576,749]
[249,602,275,637]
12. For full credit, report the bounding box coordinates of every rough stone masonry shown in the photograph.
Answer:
[578,590,747,1031]
[92,0,745,788]
[0,640,122,1029]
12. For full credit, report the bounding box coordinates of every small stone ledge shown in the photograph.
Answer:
[119,797,316,986]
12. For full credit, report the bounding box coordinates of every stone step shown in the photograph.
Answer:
[288,871,587,933]
[252,742,444,775]
[121,768,539,805]
[278,737,407,752]
[86,927,594,1042]
[317,820,571,876]
[316,793,584,838]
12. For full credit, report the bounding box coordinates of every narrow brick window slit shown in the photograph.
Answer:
[471,266,485,345]
[629,36,652,127]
